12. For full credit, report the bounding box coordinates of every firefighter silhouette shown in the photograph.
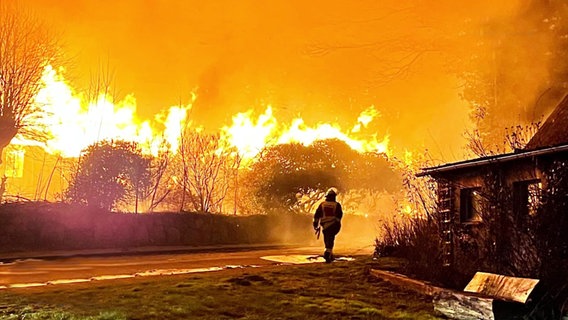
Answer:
[313,187,343,263]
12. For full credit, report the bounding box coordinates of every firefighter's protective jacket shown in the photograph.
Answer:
[313,200,343,230]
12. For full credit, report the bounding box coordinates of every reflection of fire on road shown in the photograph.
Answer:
[0,256,356,289]
[261,255,355,264]
[1,266,239,289]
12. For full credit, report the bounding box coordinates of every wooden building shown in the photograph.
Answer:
[417,96,568,274]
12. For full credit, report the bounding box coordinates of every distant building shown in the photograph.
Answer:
[417,95,568,272]
[0,145,71,202]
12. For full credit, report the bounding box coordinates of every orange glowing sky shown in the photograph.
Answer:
[26,0,527,161]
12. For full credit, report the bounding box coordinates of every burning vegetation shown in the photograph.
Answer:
[5,1,568,313]
[0,1,398,216]
[1,62,397,216]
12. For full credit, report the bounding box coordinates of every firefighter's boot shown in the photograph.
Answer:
[323,249,332,263]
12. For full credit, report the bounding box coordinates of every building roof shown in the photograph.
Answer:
[525,94,568,150]
[416,144,568,177]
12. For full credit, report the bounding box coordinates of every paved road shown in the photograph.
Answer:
[0,245,372,288]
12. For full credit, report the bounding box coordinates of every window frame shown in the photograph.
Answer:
[459,187,483,223]
[4,149,25,178]
[513,179,542,217]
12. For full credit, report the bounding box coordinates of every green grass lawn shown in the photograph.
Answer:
[0,256,444,319]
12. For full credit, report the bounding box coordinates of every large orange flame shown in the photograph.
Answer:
[13,65,190,157]
[221,105,390,160]
[13,65,390,161]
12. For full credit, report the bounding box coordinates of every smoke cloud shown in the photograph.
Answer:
[25,0,562,161]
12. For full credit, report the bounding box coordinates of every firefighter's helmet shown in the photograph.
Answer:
[326,187,338,196]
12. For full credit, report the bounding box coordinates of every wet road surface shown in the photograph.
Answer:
[0,245,369,288]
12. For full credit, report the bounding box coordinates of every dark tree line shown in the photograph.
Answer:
[66,141,151,213]
[244,139,400,214]
[64,137,401,215]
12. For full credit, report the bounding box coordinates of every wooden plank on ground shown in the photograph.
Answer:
[368,269,444,297]
[369,269,494,320]
[464,272,539,304]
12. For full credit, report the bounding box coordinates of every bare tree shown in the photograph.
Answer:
[176,129,239,213]
[0,3,58,164]
[146,146,174,212]
[230,152,243,215]
[304,4,448,87]
[465,122,542,158]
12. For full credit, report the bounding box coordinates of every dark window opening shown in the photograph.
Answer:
[460,187,482,223]
[513,180,542,216]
